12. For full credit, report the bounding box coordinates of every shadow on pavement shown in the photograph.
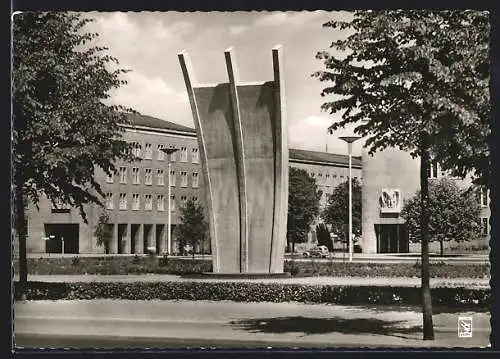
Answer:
[229,316,422,339]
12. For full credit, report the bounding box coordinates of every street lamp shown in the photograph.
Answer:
[160,147,179,255]
[339,136,360,262]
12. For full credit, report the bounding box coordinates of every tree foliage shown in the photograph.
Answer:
[315,223,333,251]
[401,178,482,256]
[176,199,208,258]
[321,178,362,242]
[12,12,137,294]
[12,12,137,222]
[287,167,321,252]
[313,10,490,186]
[94,210,113,254]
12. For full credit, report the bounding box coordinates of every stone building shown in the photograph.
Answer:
[24,113,204,255]
[361,147,490,254]
[22,113,359,255]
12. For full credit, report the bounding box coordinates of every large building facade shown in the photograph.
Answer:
[24,114,204,255]
[361,147,490,254]
[22,114,359,255]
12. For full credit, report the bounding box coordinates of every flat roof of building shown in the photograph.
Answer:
[289,148,362,168]
[124,113,361,168]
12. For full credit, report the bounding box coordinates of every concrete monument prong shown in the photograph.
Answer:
[178,46,288,274]
[160,147,179,255]
[339,135,361,262]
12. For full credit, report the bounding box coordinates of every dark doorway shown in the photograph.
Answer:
[117,224,128,254]
[374,224,409,253]
[156,224,165,255]
[130,224,140,254]
[143,224,153,253]
[44,224,79,254]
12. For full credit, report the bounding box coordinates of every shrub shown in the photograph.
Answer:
[12,256,489,279]
[13,281,490,309]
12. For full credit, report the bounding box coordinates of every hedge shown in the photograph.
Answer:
[13,281,490,309]
[13,256,490,279]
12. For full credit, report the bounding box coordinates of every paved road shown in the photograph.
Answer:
[13,274,490,289]
[14,300,490,349]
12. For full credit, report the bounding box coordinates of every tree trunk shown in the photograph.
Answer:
[292,239,295,254]
[440,239,444,257]
[420,132,435,340]
[14,184,28,301]
[192,243,195,260]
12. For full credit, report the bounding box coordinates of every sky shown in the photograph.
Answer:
[86,11,363,156]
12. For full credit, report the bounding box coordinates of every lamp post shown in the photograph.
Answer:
[339,136,360,262]
[160,147,179,255]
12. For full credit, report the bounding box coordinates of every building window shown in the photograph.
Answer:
[181,195,187,205]
[157,195,165,211]
[169,145,177,162]
[51,199,71,213]
[325,174,330,179]
[480,187,488,207]
[157,144,165,161]
[119,166,127,184]
[119,193,127,210]
[144,143,153,159]
[145,194,153,211]
[169,170,176,186]
[181,171,188,187]
[105,193,114,210]
[191,148,199,163]
[180,146,188,163]
[318,173,323,177]
[132,167,140,185]
[105,172,114,183]
[192,196,198,202]
[480,217,489,236]
[170,195,176,212]
[428,161,438,179]
[132,193,140,211]
[192,172,199,188]
[132,142,141,158]
[157,169,165,186]
[310,172,315,178]
[145,168,152,185]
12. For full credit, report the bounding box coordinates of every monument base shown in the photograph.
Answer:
[182,272,291,279]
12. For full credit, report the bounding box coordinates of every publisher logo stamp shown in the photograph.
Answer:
[458,317,473,338]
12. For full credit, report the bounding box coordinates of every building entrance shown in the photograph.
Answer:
[374,224,409,253]
[44,224,79,254]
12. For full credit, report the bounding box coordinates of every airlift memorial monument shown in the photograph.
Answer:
[178,46,289,274]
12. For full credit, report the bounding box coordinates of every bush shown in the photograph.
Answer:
[13,281,490,309]
[13,256,489,279]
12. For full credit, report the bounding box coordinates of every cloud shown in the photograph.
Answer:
[253,11,326,28]
[107,69,192,126]
[229,25,248,36]
[289,115,362,155]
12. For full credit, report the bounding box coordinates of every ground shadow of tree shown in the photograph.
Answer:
[230,316,422,339]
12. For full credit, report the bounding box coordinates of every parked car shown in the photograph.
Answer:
[303,245,331,258]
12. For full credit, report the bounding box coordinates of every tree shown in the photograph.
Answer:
[94,210,113,254]
[12,12,136,298]
[321,178,362,247]
[176,199,208,259]
[287,167,321,253]
[313,10,489,341]
[401,178,481,256]
[315,223,333,252]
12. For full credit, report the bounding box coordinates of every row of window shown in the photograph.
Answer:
[107,168,199,188]
[130,143,199,163]
[309,172,359,182]
[106,193,198,212]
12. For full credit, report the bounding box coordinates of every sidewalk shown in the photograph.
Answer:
[14,299,491,348]
[14,274,490,289]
